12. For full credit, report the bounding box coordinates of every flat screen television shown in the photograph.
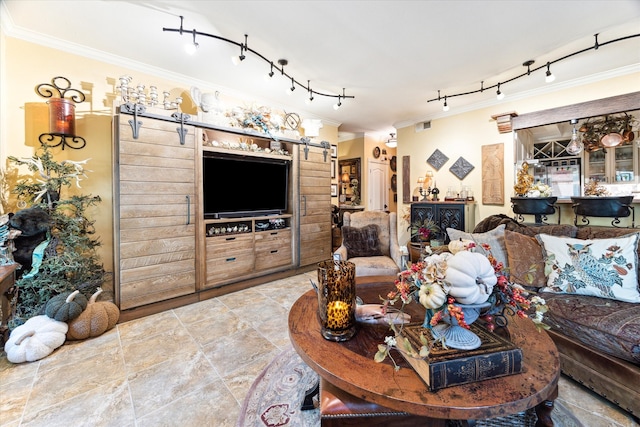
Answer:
[203,152,290,218]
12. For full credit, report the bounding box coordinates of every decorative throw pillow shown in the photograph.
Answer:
[504,230,547,288]
[447,224,508,268]
[341,225,383,258]
[536,233,640,303]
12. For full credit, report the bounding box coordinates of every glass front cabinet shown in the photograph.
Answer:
[585,145,637,184]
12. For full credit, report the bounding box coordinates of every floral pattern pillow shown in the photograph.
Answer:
[504,230,546,288]
[536,233,640,303]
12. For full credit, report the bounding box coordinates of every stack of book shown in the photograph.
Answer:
[399,323,523,391]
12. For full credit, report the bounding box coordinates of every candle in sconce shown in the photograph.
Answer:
[47,98,75,136]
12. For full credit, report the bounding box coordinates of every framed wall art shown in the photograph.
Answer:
[331,160,336,179]
[427,149,449,170]
[330,183,338,197]
[449,157,475,180]
[331,144,338,158]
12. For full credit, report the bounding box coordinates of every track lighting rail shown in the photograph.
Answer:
[429,32,640,108]
[163,16,354,104]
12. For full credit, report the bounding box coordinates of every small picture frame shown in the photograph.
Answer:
[331,144,338,158]
[331,160,336,179]
[330,184,338,197]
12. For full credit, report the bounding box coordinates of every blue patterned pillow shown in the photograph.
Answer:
[536,233,640,303]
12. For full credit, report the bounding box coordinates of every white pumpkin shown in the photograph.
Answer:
[4,315,68,363]
[419,282,447,309]
[448,238,475,254]
[444,251,497,304]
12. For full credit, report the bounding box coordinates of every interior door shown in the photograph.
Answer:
[368,158,388,211]
[115,112,197,310]
[298,145,332,266]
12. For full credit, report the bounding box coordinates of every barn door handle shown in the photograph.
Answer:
[302,195,307,216]
[186,195,191,225]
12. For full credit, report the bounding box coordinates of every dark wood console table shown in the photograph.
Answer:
[289,276,560,424]
[410,201,475,244]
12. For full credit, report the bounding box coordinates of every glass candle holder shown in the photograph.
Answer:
[47,98,75,136]
[317,260,357,341]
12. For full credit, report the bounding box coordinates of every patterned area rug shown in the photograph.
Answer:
[237,346,583,427]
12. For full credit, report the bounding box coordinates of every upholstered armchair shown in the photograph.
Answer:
[334,211,402,277]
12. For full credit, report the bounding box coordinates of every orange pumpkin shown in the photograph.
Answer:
[66,288,120,340]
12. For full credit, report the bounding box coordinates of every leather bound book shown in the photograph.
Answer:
[398,322,523,391]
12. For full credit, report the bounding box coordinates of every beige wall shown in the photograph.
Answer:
[396,73,640,245]
[1,36,338,273]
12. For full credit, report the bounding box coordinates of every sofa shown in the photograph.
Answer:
[467,215,640,420]
[334,211,402,277]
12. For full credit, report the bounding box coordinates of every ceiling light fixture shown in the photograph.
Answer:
[428,32,639,107]
[496,83,505,100]
[264,62,275,81]
[164,17,354,107]
[386,133,397,148]
[545,62,556,83]
[185,29,199,55]
[442,96,449,112]
[305,80,314,105]
[565,118,584,155]
[231,34,248,65]
[523,59,534,75]
[333,88,346,110]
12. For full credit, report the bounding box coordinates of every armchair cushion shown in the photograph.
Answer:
[341,225,383,258]
[335,211,401,277]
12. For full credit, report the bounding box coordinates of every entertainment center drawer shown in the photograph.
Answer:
[206,249,255,282]
[206,233,254,252]
[255,248,291,270]
[254,229,291,246]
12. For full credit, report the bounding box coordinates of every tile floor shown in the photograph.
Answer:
[1,272,637,427]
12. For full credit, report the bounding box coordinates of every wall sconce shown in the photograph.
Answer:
[36,76,86,150]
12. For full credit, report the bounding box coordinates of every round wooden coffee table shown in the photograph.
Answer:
[288,276,560,423]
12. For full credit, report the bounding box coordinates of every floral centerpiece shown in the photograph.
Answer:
[409,217,440,242]
[375,243,548,366]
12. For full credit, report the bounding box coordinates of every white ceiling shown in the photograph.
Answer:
[2,0,640,141]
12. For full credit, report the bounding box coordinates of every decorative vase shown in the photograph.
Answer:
[317,260,358,342]
[429,302,491,350]
[409,241,427,263]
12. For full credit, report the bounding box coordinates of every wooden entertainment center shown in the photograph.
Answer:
[113,104,331,320]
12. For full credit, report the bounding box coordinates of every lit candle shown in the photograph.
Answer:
[48,98,75,136]
[327,300,350,330]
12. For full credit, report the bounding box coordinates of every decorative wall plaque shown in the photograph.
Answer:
[449,157,475,180]
[482,143,504,205]
[427,149,448,170]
